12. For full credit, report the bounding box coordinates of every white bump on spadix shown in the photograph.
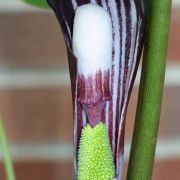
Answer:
[72,3,113,76]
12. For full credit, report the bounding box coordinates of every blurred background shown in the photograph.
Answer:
[0,0,179,179]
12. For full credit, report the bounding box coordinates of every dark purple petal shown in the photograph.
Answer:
[47,0,145,179]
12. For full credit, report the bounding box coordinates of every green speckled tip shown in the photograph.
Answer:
[22,0,49,9]
[78,122,115,180]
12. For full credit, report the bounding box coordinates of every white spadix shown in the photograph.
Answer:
[72,3,113,125]
[73,3,113,76]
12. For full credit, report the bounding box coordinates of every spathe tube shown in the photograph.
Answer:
[47,0,145,179]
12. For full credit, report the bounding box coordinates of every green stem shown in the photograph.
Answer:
[127,1,172,180]
[0,116,16,180]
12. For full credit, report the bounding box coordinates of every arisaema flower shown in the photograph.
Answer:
[46,1,145,179]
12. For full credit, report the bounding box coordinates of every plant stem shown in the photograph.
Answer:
[0,116,16,180]
[126,1,172,180]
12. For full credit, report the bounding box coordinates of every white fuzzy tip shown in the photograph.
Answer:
[73,3,112,76]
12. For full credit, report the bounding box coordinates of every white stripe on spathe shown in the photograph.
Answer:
[108,0,121,155]
[82,109,87,126]
[105,102,110,131]
[72,0,78,9]
[73,78,78,173]
[118,1,138,150]
[125,0,137,95]
[90,0,97,4]
[119,0,126,120]
[101,0,107,9]
[101,0,109,131]
[116,0,127,175]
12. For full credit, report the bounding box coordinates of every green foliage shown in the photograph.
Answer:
[22,0,49,9]
[78,122,115,180]
[0,116,16,180]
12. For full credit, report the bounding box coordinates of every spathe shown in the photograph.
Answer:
[47,0,145,179]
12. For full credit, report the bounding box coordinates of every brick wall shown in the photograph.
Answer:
[0,3,180,180]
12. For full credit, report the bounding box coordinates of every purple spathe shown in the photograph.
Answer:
[47,0,145,179]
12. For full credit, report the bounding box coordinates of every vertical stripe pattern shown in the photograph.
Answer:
[47,0,145,179]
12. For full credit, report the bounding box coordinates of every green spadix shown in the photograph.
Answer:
[78,122,115,180]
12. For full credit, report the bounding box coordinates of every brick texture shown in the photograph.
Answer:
[0,7,180,180]
[1,160,180,180]
[0,87,179,142]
